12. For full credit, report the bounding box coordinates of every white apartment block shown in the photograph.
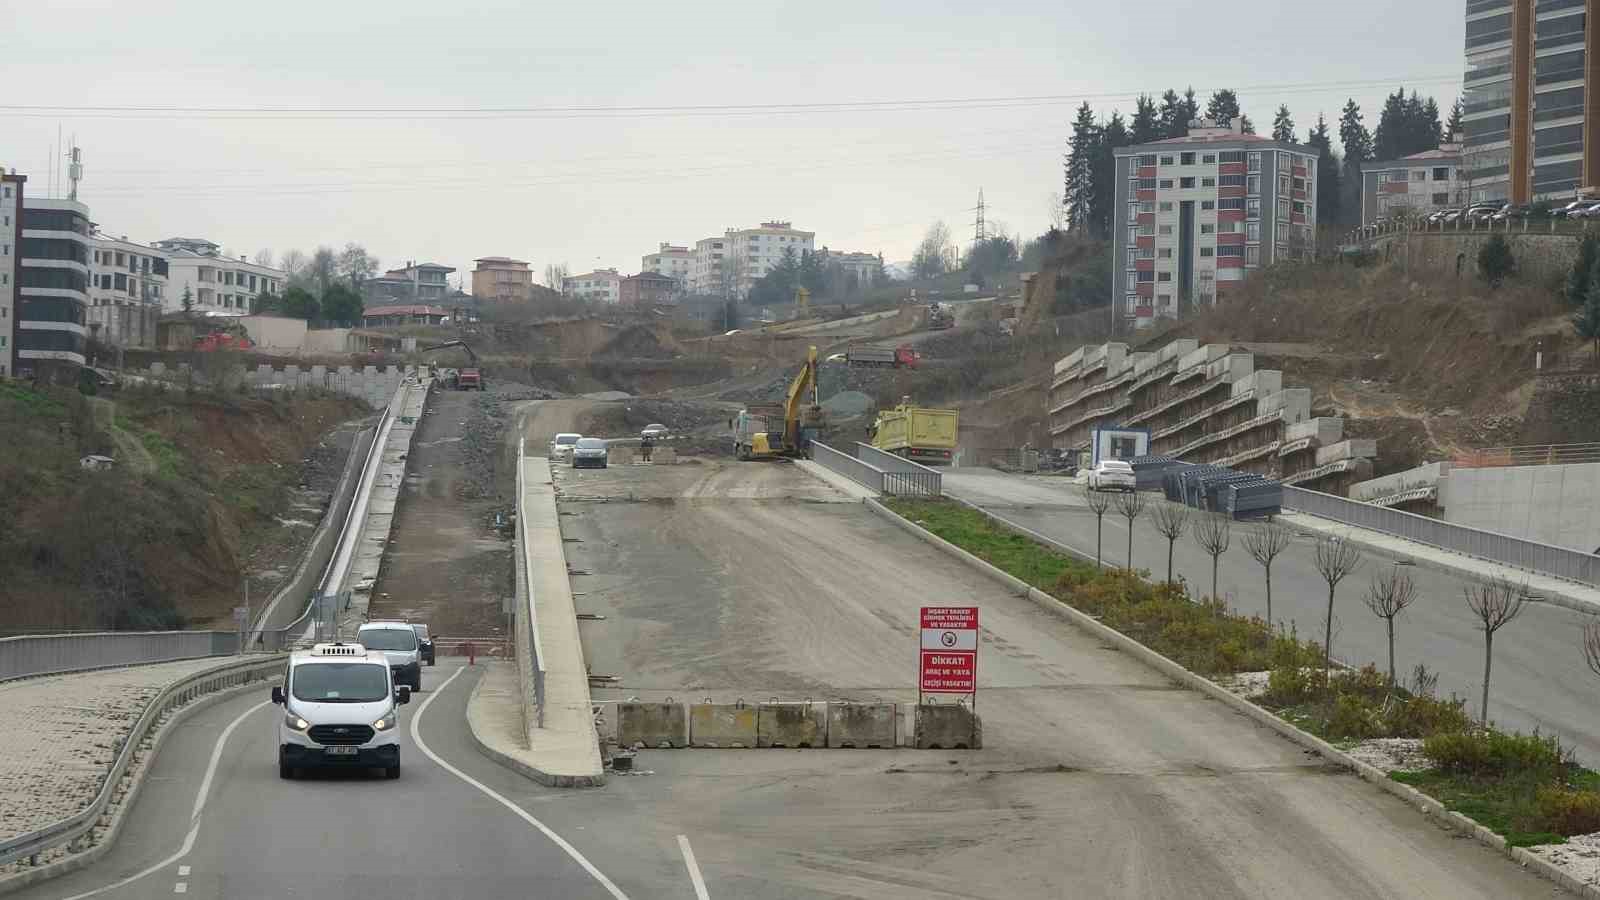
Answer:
[89,235,168,310]
[563,268,621,304]
[1359,144,1466,226]
[643,243,692,290]
[154,237,286,314]
[725,221,814,297]
[830,251,880,287]
[690,236,728,296]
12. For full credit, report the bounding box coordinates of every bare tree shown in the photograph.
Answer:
[1363,567,1418,685]
[1113,490,1147,570]
[1242,521,1293,625]
[1047,192,1067,231]
[280,249,308,281]
[1081,484,1112,569]
[1192,514,1232,605]
[912,221,953,279]
[1150,501,1190,586]
[308,246,338,295]
[1464,576,1530,724]
[1313,536,1362,684]
[336,242,379,288]
[1584,620,1600,680]
[253,248,275,268]
[544,262,569,291]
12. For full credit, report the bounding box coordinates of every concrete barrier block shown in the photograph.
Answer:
[757,702,827,748]
[617,701,686,749]
[914,704,982,749]
[826,702,896,748]
[609,446,635,465]
[689,702,758,748]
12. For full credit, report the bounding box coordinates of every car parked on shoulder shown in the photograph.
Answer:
[549,432,581,461]
[571,437,608,469]
[1087,459,1137,492]
[356,621,423,692]
[641,423,668,440]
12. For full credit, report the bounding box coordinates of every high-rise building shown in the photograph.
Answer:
[724,221,814,298]
[689,236,727,296]
[17,197,92,375]
[1111,120,1318,328]
[0,171,22,377]
[1461,0,1600,203]
[642,243,692,291]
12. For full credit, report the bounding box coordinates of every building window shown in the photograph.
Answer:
[1128,202,1140,221]
[1246,198,1262,218]
[1158,224,1174,235]
[1157,201,1172,212]
[1202,177,1216,187]
[1126,247,1138,266]
[1159,179,1174,189]
[1246,221,1261,241]
[1180,177,1196,188]
[1138,246,1155,259]
[1138,224,1155,236]
[1219,150,1244,164]
[1277,198,1291,219]
[1201,200,1215,210]
[1219,174,1245,187]
[1200,247,1214,257]
[1138,177,1157,189]
[1247,152,1262,172]
[1202,154,1216,164]
[1277,151,1291,169]
[1139,200,1156,213]
[1217,220,1239,234]
[1433,167,1450,181]
[1157,271,1173,283]
[1181,152,1196,165]
[1160,155,1174,166]
[1246,245,1261,266]
[1411,170,1426,182]
[1293,177,1307,191]
[1137,154,1157,166]
[1293,200,1306,214]
[1278,174,1291,194]
[1246,175,1261,194]
[1200,223,1215,234]
[1219,198,1246,211]
[1431,192,1449,205]
[1158,248,1173,259]
[1217,245,1244,258]
[1137,270,1155,283]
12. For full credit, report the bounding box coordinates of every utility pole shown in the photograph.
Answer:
[973,188,987,243]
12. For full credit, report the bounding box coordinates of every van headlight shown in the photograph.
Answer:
[283,713,311,732]
[372,711,397,732]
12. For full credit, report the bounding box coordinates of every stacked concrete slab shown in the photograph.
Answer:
[1048,339,1376,495]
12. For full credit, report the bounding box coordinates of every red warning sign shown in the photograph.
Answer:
[919,606,978,693]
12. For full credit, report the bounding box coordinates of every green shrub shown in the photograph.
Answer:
[1532,786,1600,837]
[1384,693,1472,739]
[1425,729,1570,778]
[1262,664,1318,707]
[1325,693,1383,741]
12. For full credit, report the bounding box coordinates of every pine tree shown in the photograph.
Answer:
[1576,261,1600,364]
[1566,233,1599,305]
[1374,88,1408,160]
[1271,105,1296,142]
[1422,96,1444,148]
[1339,99,1373,227]
[1206,89,1241,126]
[1239,114,1256,135]
[1091,112,1129,239]
[1447,99,1464,141]
[1065,102,1100,233]
[1158,89,1185,138]
[1478,234,1516,289]
[1307,114,1342,227]
[1181,87,1201,130]
[1130,94,1161,144]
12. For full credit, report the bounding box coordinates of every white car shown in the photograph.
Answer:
[641,423,668,439]
[549,433,581,461]
[271,642,409,780]
[572,437,609,469]
[356,621,423,691]
[1087,459,1137,492]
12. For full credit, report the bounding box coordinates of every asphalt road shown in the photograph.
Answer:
[942,469,1600,763]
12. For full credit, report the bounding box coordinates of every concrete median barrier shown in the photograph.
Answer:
[826,702,897,748]
[617,701,687,749]
[757,701,827,748]
[689,701,758,748]
[914,704,982,749]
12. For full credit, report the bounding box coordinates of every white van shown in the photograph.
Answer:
[357,620,423,691]
[271,643,409,779]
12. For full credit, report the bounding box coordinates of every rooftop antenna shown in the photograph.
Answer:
[67,141,83,202]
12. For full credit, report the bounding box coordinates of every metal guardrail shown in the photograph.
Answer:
[1281,485,1600,587]
[0,654,285,869]
[855,443,943,497]
[0,632,239,682]
[811,441,884,492]
[1454,442,1600,469]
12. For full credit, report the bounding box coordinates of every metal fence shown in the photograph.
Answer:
[0,631,241,683]
[811,441,884,493]
[855,443,943,497]
[1282,485,1600,587]
[1454,442,1600,469]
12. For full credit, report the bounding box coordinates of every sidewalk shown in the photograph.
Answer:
[1281,511,1600,614]
[0,657,259,843]
[338,379,427,636]
[466,456,604,787]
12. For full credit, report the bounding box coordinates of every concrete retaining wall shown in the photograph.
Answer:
[1441,462,1600,555]
[1395,231,1581,283]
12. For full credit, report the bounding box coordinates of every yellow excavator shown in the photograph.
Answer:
[732,346,823,460]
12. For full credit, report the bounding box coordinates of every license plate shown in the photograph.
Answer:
[324,746,359,756]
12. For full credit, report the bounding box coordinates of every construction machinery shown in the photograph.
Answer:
[927,303,955,330]
[870,398,958,465]
[733,346,823,460]
[845,343,919,369]
[418,340,483,390]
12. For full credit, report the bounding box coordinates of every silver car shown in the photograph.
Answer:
[571,437,608,469]
[549,433,581,461]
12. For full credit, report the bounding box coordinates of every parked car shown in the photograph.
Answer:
[549,432,581,461]
[641,423,668,440]
[1555,199,1599,219]
[571,437,609,469]
[1491,203,1529,222]
[356,620,423,691]
[1571,201,1600,220]
[411,623,434,667]
[1465,205,1501,223]
[1087,459,1137,492]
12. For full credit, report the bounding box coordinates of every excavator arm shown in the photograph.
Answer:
[781,346,821,452]
[418,340,477,364]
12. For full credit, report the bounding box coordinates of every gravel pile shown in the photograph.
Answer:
[1343,738,1430,773]
[1527,832,1600,885]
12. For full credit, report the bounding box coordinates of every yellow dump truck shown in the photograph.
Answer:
[870,400,958,465]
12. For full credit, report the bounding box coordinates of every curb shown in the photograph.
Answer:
[465,668,605,789]
[0,677,277,897]
[867,498,1600,900]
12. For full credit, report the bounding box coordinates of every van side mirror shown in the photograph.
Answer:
[396,685,411,705]
[271,686,285,704]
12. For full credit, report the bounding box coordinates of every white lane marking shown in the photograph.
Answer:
[60,700,269,900]
[177,866,190,877]
[411,666,630,900]
[173,883,187,894]
[677,835,710,900]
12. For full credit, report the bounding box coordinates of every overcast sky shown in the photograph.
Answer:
[2,0,1464,280]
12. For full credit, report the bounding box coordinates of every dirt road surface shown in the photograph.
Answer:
[519,398,1563,898]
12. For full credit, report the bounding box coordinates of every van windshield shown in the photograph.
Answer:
[291,663,389,703]
[359,628,417,651]
[555,435,580,445]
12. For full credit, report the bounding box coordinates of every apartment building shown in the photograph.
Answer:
[0,172,21,376]
[690,236,728,296]
[155,238,286,314]
[364,261,454,305]
[1111,120,1318,328]
[643,243,692,290]
[725,221,815,298]
[87,234,167,348]
[17,197,92,375]
[563,268,621,304]
[619,271,677,307]
[1048,339,1375,495]
[471,257,530,302]
[1359,144,1467,225]
[1461,0,1600,203]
